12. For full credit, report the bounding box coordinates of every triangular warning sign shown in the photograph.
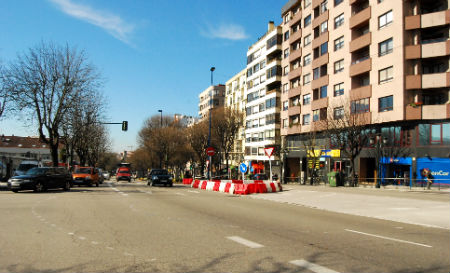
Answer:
[264,147,275,157]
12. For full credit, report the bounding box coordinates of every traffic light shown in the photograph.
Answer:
[122,121,128,131]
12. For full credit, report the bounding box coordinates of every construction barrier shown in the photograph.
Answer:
[182,178,193,185]
[190,179,282,195]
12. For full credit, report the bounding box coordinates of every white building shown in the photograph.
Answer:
[244,21,282,176]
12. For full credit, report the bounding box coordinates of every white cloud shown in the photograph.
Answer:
[48,0,135,45]
[202,23,248,40]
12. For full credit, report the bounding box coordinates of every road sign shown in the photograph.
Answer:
[206,147,215,156]
[239,163,248,173]
[264,147,275,157]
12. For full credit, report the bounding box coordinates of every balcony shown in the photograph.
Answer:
[288,86,301,98]
[405,15,420,30]
[312,53,328,69]
[312,31,329,49]
[423,105,449,119]
[312,10,329,29]
[311,74,329,90]
[421,10,450,28]
[289,10,302,27]
[312,0,321,8]
[290,29,302,43]
[288,105,301,116]
[405,104,422,120]
[266,88,281,95]
[405,74,421,89]
[349,32,371,53]
[311,97,328,111]
[350,6,371,29]
[421,40,450,58]
[422,72,450,89]
[288,66,302,81]
[349,57,371,77]
[350,85,372,101]
[287,123,301,135]
[405,44,421,59]
[289,48,302,62]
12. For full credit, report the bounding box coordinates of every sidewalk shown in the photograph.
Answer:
[249,184,450,230]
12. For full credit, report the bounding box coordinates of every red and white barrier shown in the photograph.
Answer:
[190,179,282,195]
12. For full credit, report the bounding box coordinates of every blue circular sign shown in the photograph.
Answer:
[239,163,248,173]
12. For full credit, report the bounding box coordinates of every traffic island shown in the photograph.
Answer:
[190,179,282,195]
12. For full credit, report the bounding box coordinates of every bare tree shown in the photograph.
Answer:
[302,122,327,185]
[327,105,370,187]
[211,107,243,175]
[7,42,102,166]
[186,121,209,177]
[0,64,10,119]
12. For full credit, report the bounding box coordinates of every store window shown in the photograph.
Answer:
[418,123,450,146]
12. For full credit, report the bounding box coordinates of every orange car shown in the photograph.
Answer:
[72,167,100,187]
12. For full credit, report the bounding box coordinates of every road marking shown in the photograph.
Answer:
[175,192,186,196]
[124,252,133,256]
[226,236,264,248]
[121,193,128,196]
[320,193,337,198]
[187,190,199,194]
[91,241,99,245]
[78,236,86,240]
[344,229,432,248]
[68,232,75,236]
[290,260,339,273]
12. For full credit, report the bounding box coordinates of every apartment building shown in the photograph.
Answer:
[198,84,225,120]
[225,69,247,166]
[244,22,282,177]
[280,0,450,185]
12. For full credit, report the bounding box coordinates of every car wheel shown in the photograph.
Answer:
[12,190,18,193]
[64,181,71,191]
[88,181,93,187]
[169,183,173,187]
[96,181,99,187]
[34,182,44,193]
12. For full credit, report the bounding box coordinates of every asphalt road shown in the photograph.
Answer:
[0,181,448,273]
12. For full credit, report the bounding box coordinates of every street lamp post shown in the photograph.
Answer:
[370,134,387,188]
[208,67,215,180]
[158,109,163,168]
[158,110,162,127]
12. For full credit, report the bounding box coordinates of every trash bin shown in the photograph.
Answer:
[328,171,337,187]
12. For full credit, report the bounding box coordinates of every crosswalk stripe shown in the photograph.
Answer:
[290,260,340,273]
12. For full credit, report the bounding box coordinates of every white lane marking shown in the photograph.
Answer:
[226,236,264,248]
[187,190,200,194]
[344,229,432,248]
[320,193,337,198]
[68,232,75,236]
[91,241,99,245]
[290,260,340,273]
[124,252,133,256]
[389,207,414,211]
[113,188,119,191]
[78,236,86,240]
[175,192,186,196]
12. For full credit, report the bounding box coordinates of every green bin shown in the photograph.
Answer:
[328,171,337,187]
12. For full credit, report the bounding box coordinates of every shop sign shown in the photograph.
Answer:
[308,149,341,158]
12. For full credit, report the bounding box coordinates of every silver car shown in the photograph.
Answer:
[102,170,111,180]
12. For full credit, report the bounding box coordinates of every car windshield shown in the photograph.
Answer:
[74,168,92,174]
[18,164,38,171]
[26,168,47,175]
[152,170,168,175]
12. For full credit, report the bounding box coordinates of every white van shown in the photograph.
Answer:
[14,160,42,176]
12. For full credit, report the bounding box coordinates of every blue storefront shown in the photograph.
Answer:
[416,158,450,186]
[380,157,412,186]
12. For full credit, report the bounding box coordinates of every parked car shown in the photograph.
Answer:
[250,173,269,180]
[72,167,100,187]
[147,169,173,187]
[102,170,110,180]
[97,168,104,184]
[116,167,132,182]
[8,167,72,193]
[14,160,42,176]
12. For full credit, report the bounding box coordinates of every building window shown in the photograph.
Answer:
[303,94,311,105]
[334,36,344,51]
[379,66,393,84]
[303,73,311,85]
[418,123,450,146]
[284,48,290,59]
[320,85,327,98]
[335,0,343,6]
[284,14,290,24]
[283,118,289,128]
[284,31,290,41]
[283,83,289,93]
[320,1,328,13]
[304,34,311,46]
[379,95,393,112]
[351,98,370,114]
[283,100,289,111]
[303,53,311,66]
[334,59,344,74]
[333,107,344,119]
[284,66,289,76]
[320,42,328,55]
[313,109,320,122]
[304,0,311,8]
[304,14,311,27]
[379,38,393,56]
[303,114,311,125]
[334,82,344,96]
[266,97,277,109]
[320,21,328,34]
[334,13,344,28]
[379,10,393,29]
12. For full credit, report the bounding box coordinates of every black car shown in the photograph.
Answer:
[251,173,269,180]
[8,167,72,193]
[147,169,173,187]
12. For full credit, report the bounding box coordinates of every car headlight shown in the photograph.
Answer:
[152,176,158,180]
[169,176,173,180]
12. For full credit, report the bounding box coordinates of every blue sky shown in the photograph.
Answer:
[0,0,286,152]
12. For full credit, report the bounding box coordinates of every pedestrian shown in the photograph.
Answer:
[423,168,433,189]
